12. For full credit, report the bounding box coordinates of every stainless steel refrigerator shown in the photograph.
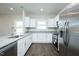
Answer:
[59,4,79,56]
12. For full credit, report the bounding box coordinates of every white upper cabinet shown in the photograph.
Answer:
[47,19,57,27]
[23,17,36,28]
[30,19,36,28]
[23,17,30,27]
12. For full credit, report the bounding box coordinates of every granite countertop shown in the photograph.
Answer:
[0,33,31,49]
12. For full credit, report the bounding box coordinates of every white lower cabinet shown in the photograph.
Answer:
[32,33,52,43]
[37,33,46,43]
[25,35,32,52]
[17,33,52,56]
[32,33,38,43]
[17,35,32,56]
[17,38,25,56]
[46,33,52,43]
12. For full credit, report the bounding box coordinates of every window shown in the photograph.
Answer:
[16,21,23,27]
[15,21,24,35]
[37,20,47,29]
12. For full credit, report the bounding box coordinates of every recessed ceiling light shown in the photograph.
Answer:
[40,8,44,12]
[10,8,14,10]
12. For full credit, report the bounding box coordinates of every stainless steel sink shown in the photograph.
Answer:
[8,35,19,38]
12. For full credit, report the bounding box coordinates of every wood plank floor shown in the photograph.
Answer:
[25,43,59,56]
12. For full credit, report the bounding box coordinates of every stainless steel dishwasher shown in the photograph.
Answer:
[0,41,17,56]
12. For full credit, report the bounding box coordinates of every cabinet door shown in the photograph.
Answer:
[17,39,25,56]
[25,36,30,52]
[23,38,27,55]
[32,33,38,43]
[30,19,36,27]
[32,33,46,43]
[17,35,32,56]
[48,19,56,27]
[24,35,32,53]
[17,40,22,56]
[46,33,52,43]
[23,17,30,27]
[28,35,32,46]
[32,33,52,43]
[37,33,46,43]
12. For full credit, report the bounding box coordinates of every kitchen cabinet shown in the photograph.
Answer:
[17,34,32,56]
[30,19,36,27]
[46,33,52,43]
[17,37,25,56]
[32,33,38,43]
[32,33,52,43]
[23,17,30,27]
[23,17,36,28]
[25,35,32,53]
[37,33,46,43]
[47,19,57,27]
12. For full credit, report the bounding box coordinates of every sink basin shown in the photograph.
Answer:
[8,35,19,38]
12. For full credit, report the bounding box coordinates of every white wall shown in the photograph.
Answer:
[0,14,22,36]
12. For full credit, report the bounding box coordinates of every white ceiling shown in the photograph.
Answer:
[0,3,69,17]
[60,4,79,16]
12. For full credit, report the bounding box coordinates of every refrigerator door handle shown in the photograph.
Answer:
[66,21,70,47]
